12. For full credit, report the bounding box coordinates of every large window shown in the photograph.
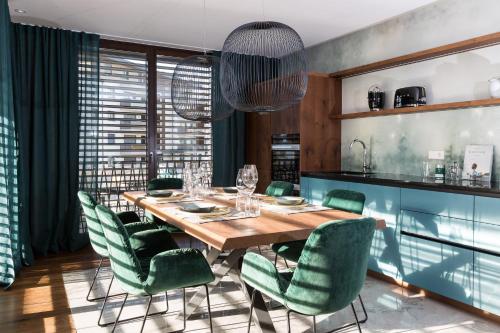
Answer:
[156,55,212,178]
[85,43,210,210]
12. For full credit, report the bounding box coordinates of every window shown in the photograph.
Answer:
[156,55,212,178]
[97,48,148,209]
[78,43,211,211]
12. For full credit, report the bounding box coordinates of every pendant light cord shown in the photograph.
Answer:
[202,0,207,54]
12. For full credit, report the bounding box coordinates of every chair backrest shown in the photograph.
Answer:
[285,218,376,315]
[147,178,183,191]
[265,181,294,197]
[322,189,366,214]
[77,191,108,258]
[95,205,146,295]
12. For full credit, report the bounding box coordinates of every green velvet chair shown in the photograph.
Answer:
[78,191,179,326]
[242,218,376,333]
[272,189,366,263]
[265,181,294,197]
[145,178,185,234]
[96,204,215,333]
[271,189,368,325]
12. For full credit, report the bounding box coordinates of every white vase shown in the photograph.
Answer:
[488,77,500,98]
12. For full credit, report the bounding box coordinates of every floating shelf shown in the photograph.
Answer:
[334,97,500,120]
[329,32,500,79]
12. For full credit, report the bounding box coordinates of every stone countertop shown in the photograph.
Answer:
[301,171,500,198]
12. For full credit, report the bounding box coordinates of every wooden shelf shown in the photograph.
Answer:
[334,98,500,120]
[329,32,500,79]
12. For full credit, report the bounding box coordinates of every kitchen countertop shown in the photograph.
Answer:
[301,171,500,198]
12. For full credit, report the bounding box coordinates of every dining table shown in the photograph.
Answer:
[123,189,386,333]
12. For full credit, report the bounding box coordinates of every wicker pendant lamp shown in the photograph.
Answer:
[220,21,308,112]
[171,0,234,122]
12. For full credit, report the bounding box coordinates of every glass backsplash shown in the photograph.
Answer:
[341,107,500,180]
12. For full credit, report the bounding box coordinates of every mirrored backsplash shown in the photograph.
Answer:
[341,107,500,180]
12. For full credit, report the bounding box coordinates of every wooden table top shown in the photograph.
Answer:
[123,191,386,251]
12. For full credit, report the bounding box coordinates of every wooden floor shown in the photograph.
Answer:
[0,245,101,333]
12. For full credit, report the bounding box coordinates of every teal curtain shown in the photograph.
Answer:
[212,111,245,186]
[0,0,22,288]
[211,49,245,186]
[11,23,100,256]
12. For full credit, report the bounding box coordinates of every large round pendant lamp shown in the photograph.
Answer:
[220,21,308,112]
[172,55,234,122]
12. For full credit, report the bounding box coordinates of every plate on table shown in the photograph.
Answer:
[222,187,238,194]
[276,196,305,206]
[178,202,216,213]
[147,189,173,197]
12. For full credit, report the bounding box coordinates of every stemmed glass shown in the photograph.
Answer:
[243,164,258,195]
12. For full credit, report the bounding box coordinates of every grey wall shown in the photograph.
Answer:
[307,0,500,73]
[305,0,500,179]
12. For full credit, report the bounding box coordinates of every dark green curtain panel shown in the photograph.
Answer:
[212,111,245,186]
[0,0,22,287]
[11,23,100,256]
[211,51,245,186]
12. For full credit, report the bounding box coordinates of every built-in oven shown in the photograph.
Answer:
[271,133,300,190]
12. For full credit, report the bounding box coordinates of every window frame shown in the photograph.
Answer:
[99,39,203,178]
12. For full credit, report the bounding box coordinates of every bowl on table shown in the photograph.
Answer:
[222,187,238,194]
[276,196,305,206]
[178,202,216,213]
[147,189,173,197]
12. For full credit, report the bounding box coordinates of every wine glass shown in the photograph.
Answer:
[236,168,247,195]
[243,164,258,195]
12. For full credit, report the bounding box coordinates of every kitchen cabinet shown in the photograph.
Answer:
[303,175,500,315]
[246,73,341,193]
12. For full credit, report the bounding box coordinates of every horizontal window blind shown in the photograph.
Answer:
[157,55,212,178]
[97,49,148,210]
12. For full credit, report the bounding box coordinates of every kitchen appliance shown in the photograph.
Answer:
[394,86,427,108]
[489,77,500,98]
[368,85,384,111]
[271,133,300,189]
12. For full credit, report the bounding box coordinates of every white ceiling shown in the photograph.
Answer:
[8,0,436,50]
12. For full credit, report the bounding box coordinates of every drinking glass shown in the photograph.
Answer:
[242,164,258,195]
[236,168,248,195]
[247,196,260,216]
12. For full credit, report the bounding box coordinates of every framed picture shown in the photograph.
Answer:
[462,144,494,182]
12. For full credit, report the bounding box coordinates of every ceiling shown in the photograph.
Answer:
[8,0,436,50]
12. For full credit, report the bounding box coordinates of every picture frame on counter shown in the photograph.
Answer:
[462,144,493,182]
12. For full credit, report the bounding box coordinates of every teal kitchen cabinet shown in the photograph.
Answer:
[399,233,474,305]
[300,177,350,204]
[473,197,500,315]
[400,210,474,246]
[401,188,474,220]
[348,182,402,279]
[301,177,402,279]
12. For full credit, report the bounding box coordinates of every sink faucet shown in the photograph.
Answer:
[349,139,371,173]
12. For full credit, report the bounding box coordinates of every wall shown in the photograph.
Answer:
[306,0,500,179]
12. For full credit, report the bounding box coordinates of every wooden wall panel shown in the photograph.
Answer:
[245,112,272,193]
[270,105,300,134]
[299,75,341,172]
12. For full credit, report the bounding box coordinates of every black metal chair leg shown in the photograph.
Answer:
[204,284,213,333]
[350,303,363,333]
[357,294,368,323]
[181,288,187,331]
[284,258,290,268]
[287,309,292,333]
[247,289,256,333]
[111,293,128,333]
[98,275,117,326]
[313,315,317,333]
[165,291,169,312]
[98,280,169,327]
[86,257,104,302]
[274,253,278,266]
[139,295,153,333]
